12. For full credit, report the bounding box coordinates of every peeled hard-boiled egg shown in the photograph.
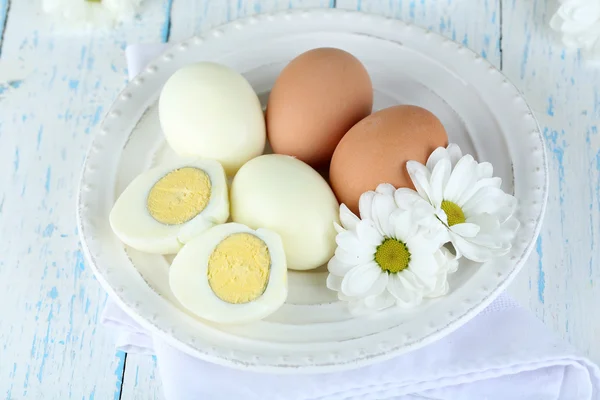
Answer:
[169,223,288,324]
[109,158,229,254]
[158,62,266,175]
[330,105,448,214]
[266,48,373,167]
[230,154,339,271]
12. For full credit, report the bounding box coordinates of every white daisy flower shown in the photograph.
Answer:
[43,0,142,27]
[549,0,600,64]
[326,184,458,315]
[397,144,520,263]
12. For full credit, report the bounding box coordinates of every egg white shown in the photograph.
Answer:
[169,222,288,325]
[109,158,229,254]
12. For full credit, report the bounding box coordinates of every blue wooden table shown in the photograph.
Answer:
[0,0,598,398]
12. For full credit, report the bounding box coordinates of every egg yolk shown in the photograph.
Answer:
[146,167,211,225]
[207,233,271,304]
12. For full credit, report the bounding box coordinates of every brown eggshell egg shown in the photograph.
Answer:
[266,47,373,167]
[329,105,448,215]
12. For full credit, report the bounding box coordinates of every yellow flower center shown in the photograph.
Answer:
[441,200,466,226]
[375,238,411,274]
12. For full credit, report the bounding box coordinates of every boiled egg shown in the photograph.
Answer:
[109,158,229,254]
[230,154,339,271]
[330,105,448,214]
[169,223,288,324]
[158,62,266,175]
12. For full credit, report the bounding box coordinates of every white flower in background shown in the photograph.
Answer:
[326,184,458,315]
[550,0,600,63]
[397,144,520,263]
[43,0,142,27]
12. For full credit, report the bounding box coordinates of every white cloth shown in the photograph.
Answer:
[101,43,600,400]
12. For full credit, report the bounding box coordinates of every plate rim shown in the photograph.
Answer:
[77,8,549,373]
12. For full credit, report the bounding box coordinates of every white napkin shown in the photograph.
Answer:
[101,43,600,400]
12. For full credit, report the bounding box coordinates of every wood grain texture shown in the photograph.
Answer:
[170,0,334,41]
[0,0,169,398]
[121,355,164,400]
[0,0,8,54]
[338,0,502,68]
[1,0,599,398]
[502,0,600,363]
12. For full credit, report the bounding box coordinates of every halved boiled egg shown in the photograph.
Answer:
[109,158,229,254]
[169,222,288,324]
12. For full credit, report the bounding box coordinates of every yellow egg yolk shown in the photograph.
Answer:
[146,167,211,225]
[207,233,271,304]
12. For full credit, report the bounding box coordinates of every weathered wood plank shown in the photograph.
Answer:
[338,0,502,68]
[120,355,164,400]
[0,1,169,398]
[169,0,335,41]
[502,0,600,363]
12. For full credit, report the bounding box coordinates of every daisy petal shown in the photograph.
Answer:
[435,247,459,274]
[462,187,507,216]
[328,255,354,276]
[333,222,345,234]
[348,292,395,315]
[339,203,360,231]
[427,272,450,297]
[394,188,430,210]
[450,222,481,238]
[376,183,396,196]
[495,194,518,224]
[467,213,500,233]
[334,245,373,266]
[358,191,375,221]
[356,220,384,247]
[407,253,438,278]
[447,143,463,167]
[406,161,434,203]
[429,157,451,207]
[326,273,343,291]
[444,155,478,203]
[372,192,397,237]
[476,162,494,179]
[426,146,450,170]
[457,177,502,207]
[341,261,382,296]
[388,273,423,307]
[363,290,395,310]
[390,209,413,240]
[336,230,376,256]
[365,271,389,297]
[449,232,497,262]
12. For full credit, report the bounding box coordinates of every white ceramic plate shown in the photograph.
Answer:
[77,9,548,373]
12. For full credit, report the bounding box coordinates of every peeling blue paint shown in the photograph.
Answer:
[13,148,19,172]
[0,0,9,57]
[45,167,51,193]
[536,237,545,303]
[42,223,55,237]
[547,97,554,116]
[91,106,103,126]
[161,0,173,43]
[113,352,126,400]
[48,287,58,299]
[37,126,43,150]
[69,79,79,90]
[520,31,531,79]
